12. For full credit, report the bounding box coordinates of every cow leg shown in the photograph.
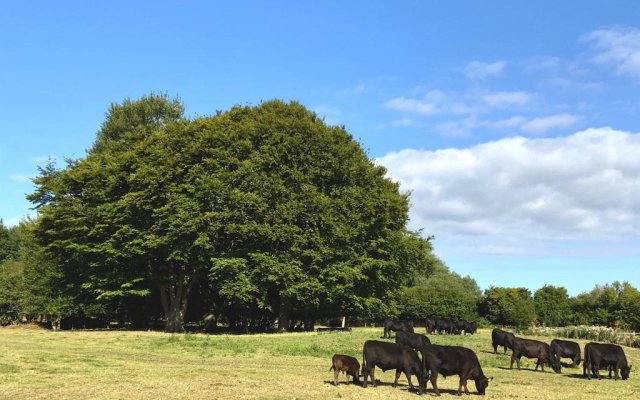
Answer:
[503,345,508,354]
[430,372,440,396]
[405,372,414,390]
[371,367,377,386]
[334,369,339,385]
[493,344,497,354]
[362,367,369,387]
[393,370,401,387]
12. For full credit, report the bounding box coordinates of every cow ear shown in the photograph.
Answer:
[488,377,494,381]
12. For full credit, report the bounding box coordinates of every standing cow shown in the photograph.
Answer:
[550,339,581,367]
[491,328,515,354]
[583,342,632,380]
[510,338,561,373]
[382,319,414,338]
[362,340,425,394]
[423,344,492,396]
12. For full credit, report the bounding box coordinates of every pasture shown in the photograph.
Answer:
[0,326,638,399]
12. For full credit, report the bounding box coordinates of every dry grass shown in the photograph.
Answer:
[0,327,638,399]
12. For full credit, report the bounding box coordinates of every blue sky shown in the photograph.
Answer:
[2,1,639,295]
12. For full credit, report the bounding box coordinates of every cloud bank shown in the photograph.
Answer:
[377,128,640,246]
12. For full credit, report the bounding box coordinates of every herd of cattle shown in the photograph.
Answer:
[330,319,633,396]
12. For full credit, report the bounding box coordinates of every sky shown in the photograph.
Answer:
[1,1,639,296]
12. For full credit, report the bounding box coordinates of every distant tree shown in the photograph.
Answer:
[0,220,19,263]
[534,285,570,327]
[14,220,75,330]
[0,259,24,324]
[481,287,535,328]
[570,281,640,330]
[399,263,482,321]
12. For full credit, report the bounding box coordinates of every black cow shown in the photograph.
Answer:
[330,354,361,385]
[491,328,515,354]
[456,320,477,335]
[550,339,581,367]
[423,344,492,396]
[382,319,414,338]
[396,331,431,352]
[583,342,632,380]
[362,340,425,394]
[510,338,561,373]
[435,318,459,335]
[425,318,437,334]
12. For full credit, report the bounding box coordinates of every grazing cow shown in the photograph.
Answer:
[435,318,459,335]
[395,331,431,352]
[362,340,425,394]
[456,320,477,335]
[510,338,561,373]
[330,354,360,385]
[491,328,515,354]
[382,319,414,338]
[583,342,632,380]
[550,339,581,367]
[423,344,492,396]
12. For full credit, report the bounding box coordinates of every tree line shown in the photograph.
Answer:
[1,94,638,333]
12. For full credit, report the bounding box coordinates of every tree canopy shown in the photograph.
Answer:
[26,94,433,332]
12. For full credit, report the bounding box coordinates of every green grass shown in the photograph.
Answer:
[0,326,638,399]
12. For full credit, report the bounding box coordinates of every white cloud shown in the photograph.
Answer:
[384,97,437,115]
[338,84,367,95]
[392,118,422,127]
[482,91,533,107]
[585,26,640,78]
[524,55,561,72]
[377,128,640,247]
[10,174,32,183]
[521,113,580,133]
[435,113,578,137]
[464,61,506,80]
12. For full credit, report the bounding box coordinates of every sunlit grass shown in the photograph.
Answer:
[0,327,638,399]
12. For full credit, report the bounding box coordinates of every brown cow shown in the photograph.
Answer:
[330,354,361,385]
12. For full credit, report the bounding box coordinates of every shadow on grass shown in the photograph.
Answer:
[496,366,556,373]
[563,373,619,380]
[480,350,510,355]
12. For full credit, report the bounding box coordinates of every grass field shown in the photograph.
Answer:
[0,326,638,399]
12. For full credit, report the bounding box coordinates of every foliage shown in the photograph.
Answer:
[26,95,430,332]
[533,285,571,327]
[569,281,640,331]
[527,325,640,348]
[0,259,24,324]
[0,220,20,263]
[398,264,482,321]
[481,287,536,328]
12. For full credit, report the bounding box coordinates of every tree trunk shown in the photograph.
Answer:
[157,263,199,333]
[278,297,290,332]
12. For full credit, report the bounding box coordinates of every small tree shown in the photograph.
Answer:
[399,268,481,321]
[481,287,535,328]
[534,285,570,327]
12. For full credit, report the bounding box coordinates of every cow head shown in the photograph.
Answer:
[621,365,631,380]
[476,377,492,395]
[550,359,562,374]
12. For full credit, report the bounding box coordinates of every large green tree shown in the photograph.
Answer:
[29,95,427,332]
